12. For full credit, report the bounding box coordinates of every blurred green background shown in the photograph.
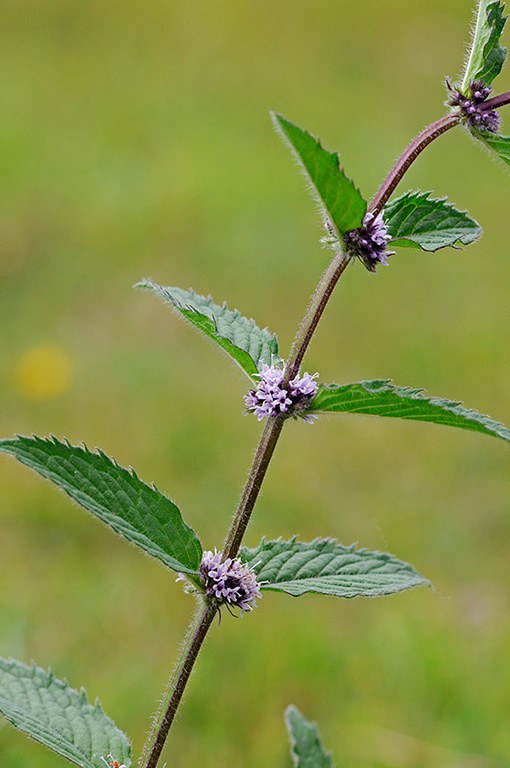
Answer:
[1,0,509,766]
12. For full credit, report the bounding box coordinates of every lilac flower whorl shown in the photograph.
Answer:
[447,79,500,133]
[343,211,393,272]
[199,550,261,615]
[244,364,319,422]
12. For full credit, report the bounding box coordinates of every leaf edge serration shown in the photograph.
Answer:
[383,190,483,251]
[240,536,431,598]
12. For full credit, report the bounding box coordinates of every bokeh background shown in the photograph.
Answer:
[1,0,509,766]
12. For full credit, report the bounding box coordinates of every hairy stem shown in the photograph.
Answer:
[368,114,459,216]
[139,598,218,768]
[140,247,352,767]
[222,412,286,559]
[141,105,464,768]
[284,249,350,383]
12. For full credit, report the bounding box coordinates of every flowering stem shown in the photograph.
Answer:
[139,598,218,768]
[140,106,467,768]
[368,114,459,216]
[139,246,353,767]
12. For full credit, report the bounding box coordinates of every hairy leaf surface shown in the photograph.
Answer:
[461,0,507,91]
[473,128,510,167]
[0,658,131,768]
[285,706,333,768]
[308,380,510,442]
[241,538,429,598]
[0,436,202,574]
[137,280,279,378]
[272,113,366,236]
[383,191,482,250]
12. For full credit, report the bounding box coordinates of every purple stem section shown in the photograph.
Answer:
[480,89,510,112]
[368,114,460,216]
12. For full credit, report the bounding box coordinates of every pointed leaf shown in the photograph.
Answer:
[383,191,482,251]
[0,657,131,768]
[461,1,507,92]
[137,280,279,378]
[285,706,334,768]
[240,538,429,598]
[473,128,510,167]
[272,112,366,236]
[0,436,202,574]
[308,380,510,442]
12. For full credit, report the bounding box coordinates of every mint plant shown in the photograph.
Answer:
[1,2,509,767]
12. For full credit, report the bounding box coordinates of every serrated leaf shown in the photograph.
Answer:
[383,191,482,251]
[272,112,366,236]
[240,538,429,598]
[308,380,510,443]
[0,436,202,574]
[137,280,279,379]
[473,128,510,167]
[461,1,507,92]
[0,657,131,768]
[285,706,334,768]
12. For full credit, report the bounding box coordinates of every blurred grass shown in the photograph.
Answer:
[1,0,509,766]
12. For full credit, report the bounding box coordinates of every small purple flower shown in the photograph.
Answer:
[199,550,261,615]
[244,364,319,421]
[447,79,500,133]
[343,211,393,273]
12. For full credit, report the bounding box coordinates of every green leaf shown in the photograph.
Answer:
[240,538,429,598]
[0,657,131,768]
[137,280,280,379]
[473,128,510,167]
[382,191,482,251]
[461,1,507,92]
[285,706,333,768]
[308,380,510,443]
[0,436,202,575]
[271,112,366,237]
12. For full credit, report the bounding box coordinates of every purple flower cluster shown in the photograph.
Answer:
[244,364,319,422]
[343,211,393,273]
[447,79,500,133]
[199,550,261,615]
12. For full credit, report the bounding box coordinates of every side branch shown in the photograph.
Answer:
[369,114,459,216]
[481,90,510,111]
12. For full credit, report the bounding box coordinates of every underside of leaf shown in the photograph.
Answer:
[137,280,280,378]
[0,657,131,768]
[285,706,334,768]
[472,128,510,168]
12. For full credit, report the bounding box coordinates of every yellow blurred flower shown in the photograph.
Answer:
[14,344,74,400]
